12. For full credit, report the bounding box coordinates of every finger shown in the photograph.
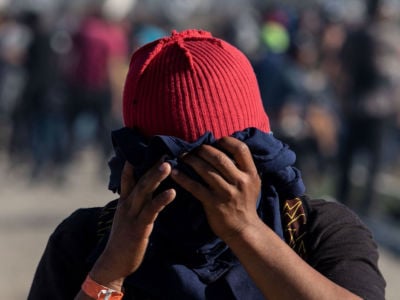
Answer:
[170,167,212,205]
[181,149,235,187]
[130,160,172,214]
[217,137,257,174]
[139,189,176,224]
[192,145,239,184]
[136,160,172,195]
[120,162,135,200]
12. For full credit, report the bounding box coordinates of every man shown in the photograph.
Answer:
[28,29,385,300]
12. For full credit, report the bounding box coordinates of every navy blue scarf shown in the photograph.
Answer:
[104,127,305,299]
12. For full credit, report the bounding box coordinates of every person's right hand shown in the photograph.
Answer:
[89,159,176,291]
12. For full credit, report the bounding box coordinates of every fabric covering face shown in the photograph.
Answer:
[104,127,305,298]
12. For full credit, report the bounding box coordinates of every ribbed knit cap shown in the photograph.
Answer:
[123,29,270,141]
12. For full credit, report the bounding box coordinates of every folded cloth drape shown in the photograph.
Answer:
[101,127,305,299]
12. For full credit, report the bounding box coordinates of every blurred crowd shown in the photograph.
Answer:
[1,0,400,218]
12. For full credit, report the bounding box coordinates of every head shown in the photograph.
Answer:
[123,29,270,142]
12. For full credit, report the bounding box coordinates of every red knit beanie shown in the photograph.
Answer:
[123,29,270,141]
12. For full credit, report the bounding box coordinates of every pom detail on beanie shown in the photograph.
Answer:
[123,29,270,141]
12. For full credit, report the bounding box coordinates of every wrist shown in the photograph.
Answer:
[81,275,124,300]
[222,218,267,246]
[89,256,125,292]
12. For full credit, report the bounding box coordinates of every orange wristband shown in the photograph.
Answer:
[81,275,124,300]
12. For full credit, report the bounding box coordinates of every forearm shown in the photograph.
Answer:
[73,250,128,299]
[225,219,362,300]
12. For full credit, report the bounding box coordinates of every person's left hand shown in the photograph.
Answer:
[171,136,261,243]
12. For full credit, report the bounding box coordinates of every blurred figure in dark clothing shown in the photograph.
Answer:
[335,25,392,215]
[253,53,293,131]
[0,12,29,148]
[64,6,128,164]
[252,6,296,136]
[9,11,67,180]
[253,6,340,182]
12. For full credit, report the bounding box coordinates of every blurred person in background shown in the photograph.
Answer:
[253,5,340,184]
[29,29,384,300]
[7,10,68,181]
[252,5,294,133]
[0,10,29,150]
[334,2,394,215]
[63,2,129,164]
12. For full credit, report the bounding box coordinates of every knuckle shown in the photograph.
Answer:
[195,145,209,158]
[181,152,194,164]
[219,136,232,144]
[135,179,148,192]
[235,142,249,154]
[214,153,227,166]
[224,188,237,200]
[236,176,248,187]
[144,199,159,215]
[237,174,259,189]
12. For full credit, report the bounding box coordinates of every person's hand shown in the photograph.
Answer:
[171,137,261,243]
[89,159,176,290]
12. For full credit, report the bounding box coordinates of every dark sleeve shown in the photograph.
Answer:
[28,207,100,300]
[306,200,386,300]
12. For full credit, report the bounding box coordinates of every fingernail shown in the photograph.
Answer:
[171,168,179,176]
[159,163,168,172]
[179,152,188,158]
